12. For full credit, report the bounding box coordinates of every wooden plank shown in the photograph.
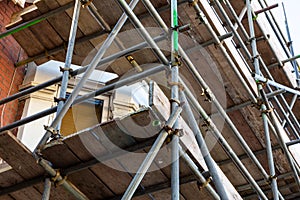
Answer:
[180,181,213,200]
[10,187,42,200]
[67,170,114,199]
[12,28,45,57]
[42,143,81,169]
[29,20,64,50]
[90,162,132,195]
[0,169,25,187]
[0,131,44,179]
[0,195,14,200]
[0,169,43,199]
[63,3,102,36]
[150,187,186,200]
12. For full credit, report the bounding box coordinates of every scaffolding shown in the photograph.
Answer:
[0,0,300,199]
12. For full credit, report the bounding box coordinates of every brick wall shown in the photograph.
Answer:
[0,0,27,129]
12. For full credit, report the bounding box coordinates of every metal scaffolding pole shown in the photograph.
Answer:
[217,0,300,137]
[0,33,167,106]
[246,1,278,198]
[38,158,89,200]
[178,147,221,200]
[246,0,300,193]
[55,0,81,136]
[261,90,279,199]
[254,74,300,96]
[181,81,268,199]
[34,0,140,152]
[258,0,300,86]
[41,178,51,200]
[170,0,180,199]
[0,64,166,133]
[121,107,182,200]
[282,94,298,126]
[120,0,267,198]
[180,91,230,199]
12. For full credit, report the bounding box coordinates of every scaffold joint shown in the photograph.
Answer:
[44,125,58,136]
[168,81,184,91]
[169,98,181,106]
[250,54,260,63]
[163,125,174,135]
[197,176,212,190]
[188,0,198,7]
[201,88,212,102]
[266,174,277,184]
[54,97,66,103]
[171,25,180,32]
[261,107,274,115]
[80,0,93,7]
[170,54,182,67]
[59,66,73,73]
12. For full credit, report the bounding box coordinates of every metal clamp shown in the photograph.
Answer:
[250,54,260,63]
[197,177,212,190]
[55,176,67,187]
[44,125,58,136]
[59,66,73,73]
[201,88,212,102]
[54,97,66,103]
[168,81,184,91]
[252,98,263,110]
[50,170,67,187]
[170,54,182,67]
[261,107,274,114]
[169,98,181,106]
[165,129,183,145]
[189,0,199,7]
[163,125,174,135]
[80,0,93,7]
[51,170,61,183]
[266,174,277,184]
[248,36,256,43]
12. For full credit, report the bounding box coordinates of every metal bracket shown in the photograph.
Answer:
[168,81,184,91]
[170,54,182,67]
[171,25,180,32]
[80,0,93,7]
[54,97,66,103]
[163,125,174,135]
[197,176,212,190]
[261,107,274,115]
[44,125,58,136]
[266,174,277,184]
[169,98,181,106]
[189,0,199,7]
[50,170,67,187]
[250,54,260,63]
[201,88,212,102]
[59,66,73,73]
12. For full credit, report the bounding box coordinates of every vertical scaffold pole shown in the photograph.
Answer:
[170,0,180,199]
[55,0,81,134]
[121,107,182,200]
[246,0,279,199]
